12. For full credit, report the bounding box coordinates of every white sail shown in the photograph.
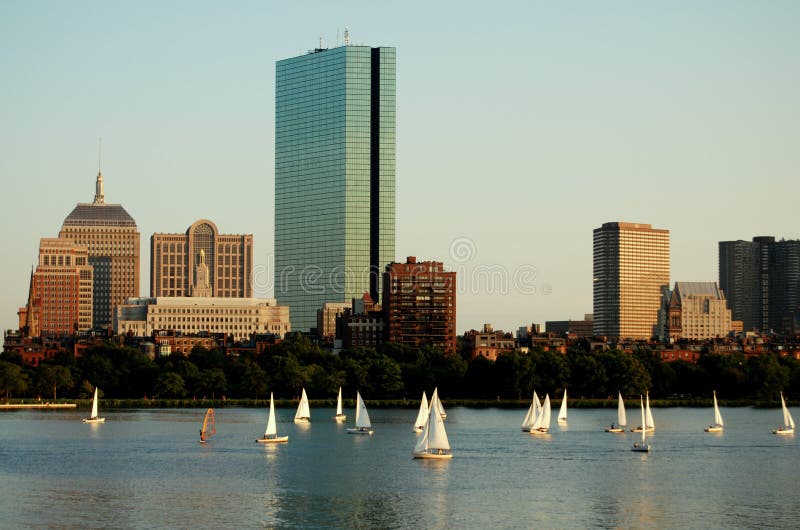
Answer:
[618,392,627,427]
[434,388,446,418]
[521,394,535,429]
[295,388,310,421]
[781,393,795,429]
[540,394,552,430]
[265,392,277,437]
[558,389,568,422]
[336,387,344,416]
[90,388,99,419]
[713,391,724,427]
[645,393,655,430]
[640,396,647,443]
[414,391,429,430]
[415,394,451,454]
[531,393,544,430]
[355,391,371,429]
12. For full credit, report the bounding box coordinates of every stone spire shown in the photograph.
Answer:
[93,170,105,205]
[24,267,37,338]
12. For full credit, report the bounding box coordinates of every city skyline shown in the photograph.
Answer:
[1,1,799,334]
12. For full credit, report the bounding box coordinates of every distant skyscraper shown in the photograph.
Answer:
[150,220,253,298]
[720,236,800,333]
[19,238,94,336]
[593,222,670,340]
[59,170,139,329]
[275,43,396,331]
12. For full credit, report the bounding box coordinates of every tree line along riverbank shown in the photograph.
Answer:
[2,333,799,403]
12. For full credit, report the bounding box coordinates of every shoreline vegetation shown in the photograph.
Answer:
[0,397,788,410]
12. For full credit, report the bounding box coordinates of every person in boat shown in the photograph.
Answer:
[610,422,615,429]
[199,429,205,442]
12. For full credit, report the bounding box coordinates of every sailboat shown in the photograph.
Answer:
[81,387,105,423]
[256,392,288,443]
[704,391,724,433]
[333,387,347,423]
[347,391,374,435]
[773,392,795,435]
[199,408,216,443]
[632,396,651,452]
[413,392,452,459]
[631,392,655,433]
[521,391,541,432]
[530,394,551,434]
[413,391,429,433]
[606,392,626,433]
[557,388,568,424]
[294,388,311,424]
[431,387,447,419]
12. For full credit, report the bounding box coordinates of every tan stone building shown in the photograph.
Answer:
[661,282,733,340]
[150,219,252,298]
[593,222,670,340]
[59,170,140,329]
[114,296,291,341]
[317,302,351,339]
[19,238,93,335]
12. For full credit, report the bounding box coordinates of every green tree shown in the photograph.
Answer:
[196,368,227,399]
[0,361,28,399]
[747,353,790,400]
[37,365,73,400]
[153,372,187,398]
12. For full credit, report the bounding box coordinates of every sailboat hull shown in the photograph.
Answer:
[294,417,310,424]
[82,417,105,424]
[605,427,625,433]
[413,450,452,460]
[529,428,549,435]
[414,426,424,433]
[347,427,373,435]
[557,418,567,424]
[631,442,651,452]
[704,425,723,433]
[256,436,289,443]
[773,427,794,435]
[630,427,655,433]
[333,414,347,423]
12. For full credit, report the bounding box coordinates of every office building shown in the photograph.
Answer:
[719,237,800,334]
[151,219,253,298]
[593,222,670,340]
[275,41,396,331]
[659,282,733,340]
[59,170,139,329]
[383,257,456,354]
[546,314,594,337]
[19,238,93,336]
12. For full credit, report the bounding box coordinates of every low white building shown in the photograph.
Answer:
[115,296,291,340]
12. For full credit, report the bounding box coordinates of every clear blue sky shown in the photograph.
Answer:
[1,1,798,334]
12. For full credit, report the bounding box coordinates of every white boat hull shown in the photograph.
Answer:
[82,417,105,423]
[704,425,723,433]
[773,427,794,435]
[333,415,347,423]
[347,427,374,435]
[256,436,288,444]
[630,426,654,433]
[294,417,310,424]
[413,450,452,460]
[414,426,424,433]
[631,442,651,452]
[529,428,549,435]
[605,427,625,433]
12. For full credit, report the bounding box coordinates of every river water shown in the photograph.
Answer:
[1,406,798,528]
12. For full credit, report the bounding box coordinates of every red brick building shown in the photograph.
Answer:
[382,257,456,354]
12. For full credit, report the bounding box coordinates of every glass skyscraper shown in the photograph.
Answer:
[275,45,396,331]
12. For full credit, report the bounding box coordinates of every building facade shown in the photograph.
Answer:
[593,222,670,340]
[151,219,253,298]
[114,296,291,341]
[546,314,594,337]
[275,43,396,331]
[59,170,139,329]
[383,257,456,354]
[317,302,351,340]
[20,238,94,335]
[660,282,733,340]
[719,237,800,334]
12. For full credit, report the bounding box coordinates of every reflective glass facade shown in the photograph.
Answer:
[275,46,396,331]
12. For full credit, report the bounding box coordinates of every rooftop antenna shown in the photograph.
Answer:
[344,27,350,46]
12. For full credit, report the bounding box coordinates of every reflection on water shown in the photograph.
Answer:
[0,407,799,528]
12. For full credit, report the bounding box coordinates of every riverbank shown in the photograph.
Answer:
[1,397,784,410]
